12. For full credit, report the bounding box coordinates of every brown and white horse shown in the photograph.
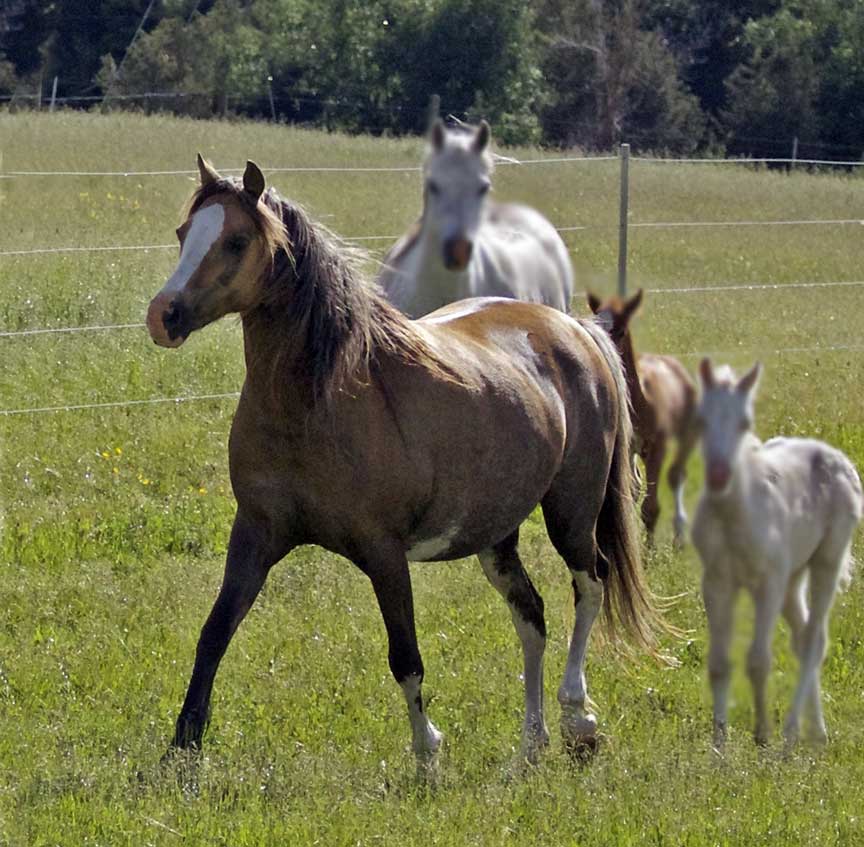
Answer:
[147,156,659,763]
[588,290,699,547]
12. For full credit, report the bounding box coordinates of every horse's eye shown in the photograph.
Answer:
[427,181,440,196]
[478,182,490,196]
[740,418,751,432]
[225,235,249,255]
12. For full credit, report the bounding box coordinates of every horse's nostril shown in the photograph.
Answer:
[162,300,189,340]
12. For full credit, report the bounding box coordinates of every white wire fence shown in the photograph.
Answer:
[1,147,862,417]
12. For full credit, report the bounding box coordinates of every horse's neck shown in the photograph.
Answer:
[619,333,649,414]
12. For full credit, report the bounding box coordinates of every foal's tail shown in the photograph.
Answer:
[583,321,661,654]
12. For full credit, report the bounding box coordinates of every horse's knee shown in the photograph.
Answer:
[746,645,771,684]
[708,651,731,685]
[388,642,424,684]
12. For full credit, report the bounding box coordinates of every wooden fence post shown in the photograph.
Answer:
[618,142,630,297]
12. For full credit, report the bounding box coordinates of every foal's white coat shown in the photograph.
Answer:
[692,360,862,747]
[378,121,574,318]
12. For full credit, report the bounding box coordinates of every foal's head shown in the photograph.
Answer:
[147,155,287,347]
[696,358,762,495]
[587,289,643,346]
[422,119,493,271]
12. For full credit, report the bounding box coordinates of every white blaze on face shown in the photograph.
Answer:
[163,204,226,295]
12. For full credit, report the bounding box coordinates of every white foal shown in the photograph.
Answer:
[378,120,574,318]
[692,359,862,747]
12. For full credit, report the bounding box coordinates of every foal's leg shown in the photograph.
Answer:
[478,531,549,761]
[748,573,786,745]
[667,425,698,548]
[171,512,286,749]
[784,553,845,745]
[365,550,441,760]
[702,569,736,747]
[640,436,666,544]
[781,572,823,735]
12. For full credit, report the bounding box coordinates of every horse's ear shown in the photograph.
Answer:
[473,120,491,153]
[624,288,644,320]
[197,153,220,186]
[737,361,762,395]
[430,119,446,151]
[699,357,714,388]
[587,292,602,314]
[243,160,266,201]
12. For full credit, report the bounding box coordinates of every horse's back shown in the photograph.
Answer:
[638,353,696,433]
[763,437,863,519]
[480,202,574,310]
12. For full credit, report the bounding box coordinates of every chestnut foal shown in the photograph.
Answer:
[588,290,699,546]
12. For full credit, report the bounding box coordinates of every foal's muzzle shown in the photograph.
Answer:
[147,292,191,348]
[443,237,473,271]
[706,460,732,493]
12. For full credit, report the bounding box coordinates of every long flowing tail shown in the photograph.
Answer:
[582,320,661,653]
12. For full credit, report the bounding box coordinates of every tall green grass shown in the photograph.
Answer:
[1,110,863,846]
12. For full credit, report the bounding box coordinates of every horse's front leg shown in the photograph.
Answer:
[702,569,736,748]
[365,548,442,761]
[170,512,287,750]
[748,574,785,745]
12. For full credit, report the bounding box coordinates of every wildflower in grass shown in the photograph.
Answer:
[198,487,207,495]
[115,447,122,456]
[101,451,110,459]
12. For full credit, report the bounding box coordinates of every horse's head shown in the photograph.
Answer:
[423,119,493,272]
[696,358,762,495]
[587,289,643,346]
[147,155,287,347]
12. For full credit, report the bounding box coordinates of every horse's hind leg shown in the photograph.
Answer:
[171,511,285,750]
[784,536,850,745]
[641,436,666,545]
[542,485,606,753]
[478,530,549,761]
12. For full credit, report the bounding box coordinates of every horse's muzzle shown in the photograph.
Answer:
[443,237,473,271]
[706,460,732,493]
[147,293,190,348]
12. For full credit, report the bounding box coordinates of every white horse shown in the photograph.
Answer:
[378,120,574,318]
[692,359,862,748]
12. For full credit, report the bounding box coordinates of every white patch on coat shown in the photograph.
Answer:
[406,525,460,561]
[163,204,225,294]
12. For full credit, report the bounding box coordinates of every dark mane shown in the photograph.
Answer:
[194,179,460,405]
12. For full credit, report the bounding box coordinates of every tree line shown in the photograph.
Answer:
[1,0,862,158]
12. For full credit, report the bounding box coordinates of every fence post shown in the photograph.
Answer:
[427,93,440,129]
[49,76,58,112]
[792,136,799,164]
[617,142,630,297]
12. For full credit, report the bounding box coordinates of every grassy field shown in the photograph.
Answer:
[2,110,864,846]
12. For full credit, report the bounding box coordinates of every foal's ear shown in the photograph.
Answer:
[430,119,446,151]
[699,357,714,388]
[623,288,644,322]
[473,120,491,153]
[197,153,220,186]
[586,291,602,314]
[737,361,762,395]
[243,160,266,201]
